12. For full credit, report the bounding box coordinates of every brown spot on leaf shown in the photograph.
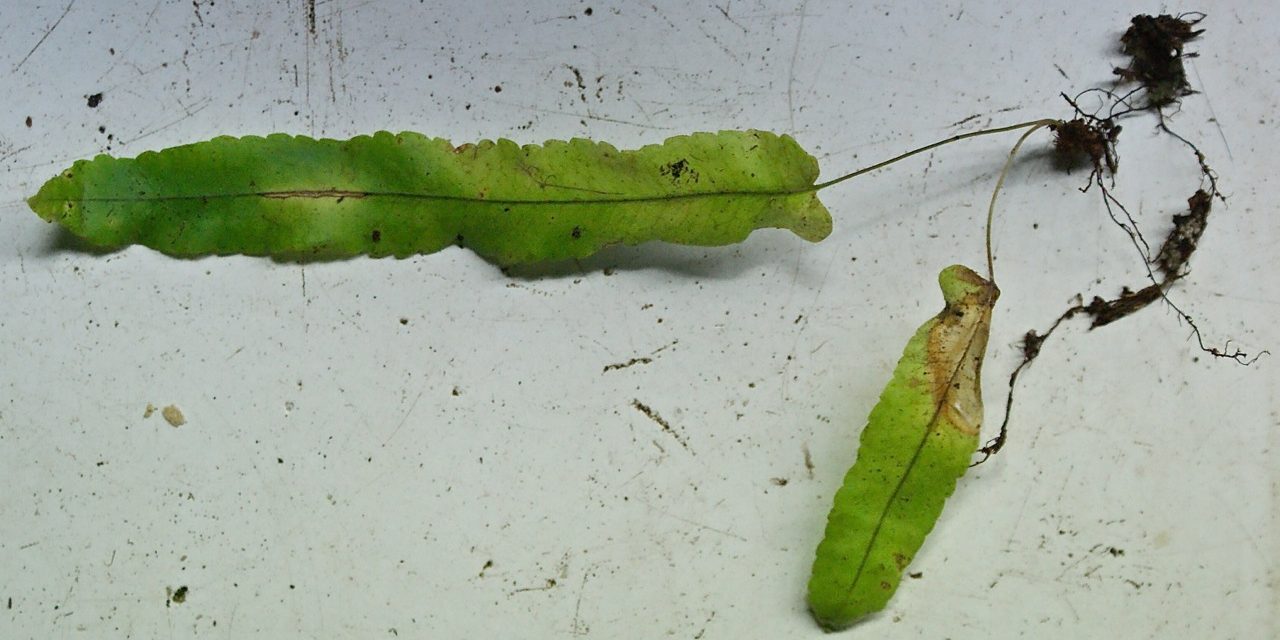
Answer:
[892,553,909,570]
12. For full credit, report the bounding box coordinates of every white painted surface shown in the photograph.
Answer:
[1,1,1275,637]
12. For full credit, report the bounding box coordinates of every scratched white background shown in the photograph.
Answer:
[1,1,1276,638]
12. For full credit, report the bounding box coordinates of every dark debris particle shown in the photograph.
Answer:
[25,116,32,127]
[171,586,188,604]
[371,229,382,243]
[87,93,104,108]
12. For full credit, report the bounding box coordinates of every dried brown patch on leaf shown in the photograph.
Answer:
[925,273,998,437]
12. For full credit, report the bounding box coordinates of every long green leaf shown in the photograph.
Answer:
[28,130,831,265]
[808,265,998,630]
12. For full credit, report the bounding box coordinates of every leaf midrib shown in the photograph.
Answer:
[34,186,821,207]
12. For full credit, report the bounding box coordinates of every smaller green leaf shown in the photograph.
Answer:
[808,265,998,630]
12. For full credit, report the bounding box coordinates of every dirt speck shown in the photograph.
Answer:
[602,356,652,373]
[143,403,156,418]
[25,116,32,127]
[86,92,104,108]
[659,158,698,184]
[631,399,690,452]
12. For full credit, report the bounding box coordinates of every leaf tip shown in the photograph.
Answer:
[938,264,999,307]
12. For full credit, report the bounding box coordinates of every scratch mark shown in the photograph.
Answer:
[639,500,747,541]
[1002,485,1035,553]
[1188,59,1232,160]
[695,24,741,63]
[786,0,810,132]
[380,387,425,448]
[0,145,33,163]
[570,570,591,635]
[305,0,317,35]
[13,0,77,73]
[487,98,669,130]
[116,100,211,145]
[303,0,314,132]
[631,399,690,452]
[650,340,677,355]
[715,2,748,33]
[95,0,162,83]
